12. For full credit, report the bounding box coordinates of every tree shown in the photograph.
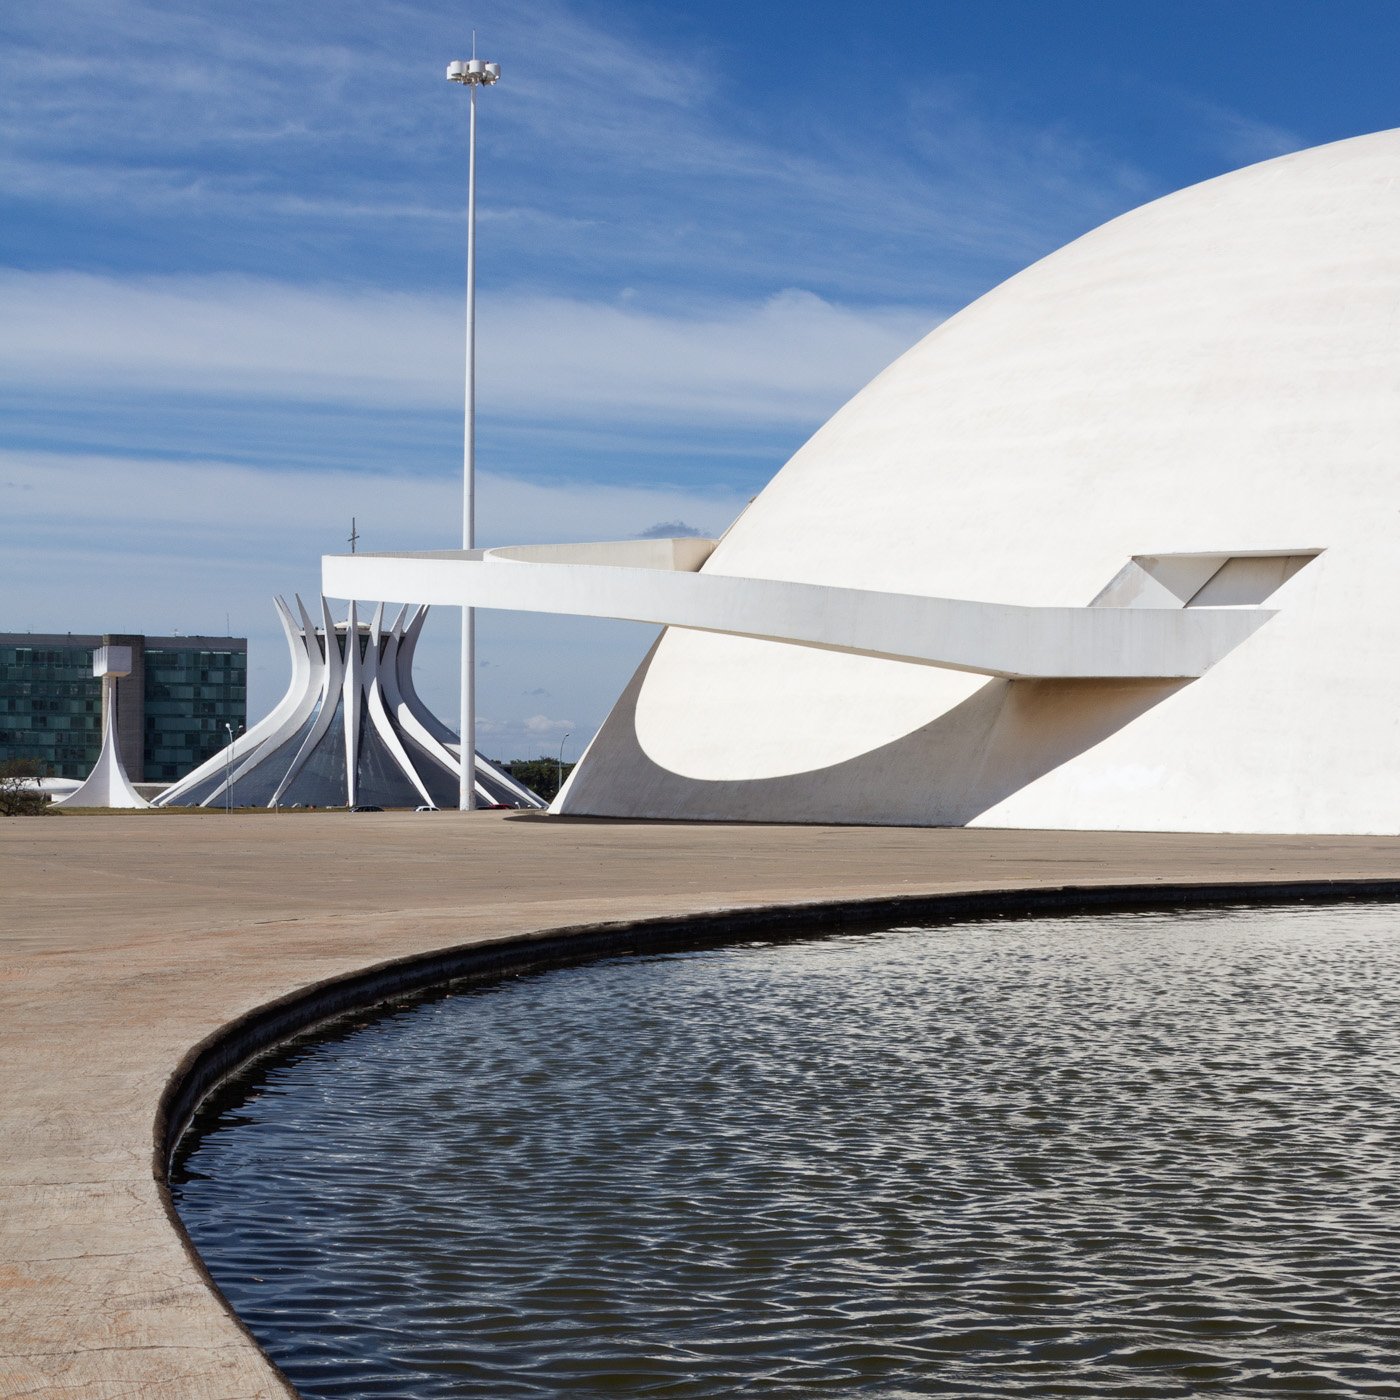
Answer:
[0,759,51,816]
[498,757,576,803]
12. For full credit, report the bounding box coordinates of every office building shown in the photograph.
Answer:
[0,632,247,783]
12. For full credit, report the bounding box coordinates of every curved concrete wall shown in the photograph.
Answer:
[565,129,1400,833]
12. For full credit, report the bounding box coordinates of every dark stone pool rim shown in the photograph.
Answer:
[156,874,1400,1173]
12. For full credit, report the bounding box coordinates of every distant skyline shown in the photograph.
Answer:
[3,0,1397,757]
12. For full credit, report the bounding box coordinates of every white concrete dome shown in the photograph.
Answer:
[562,128,1400,832]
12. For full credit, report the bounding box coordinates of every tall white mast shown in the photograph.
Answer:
[446,45,500,810]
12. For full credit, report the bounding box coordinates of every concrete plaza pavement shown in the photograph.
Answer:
[7,810,1400,1398]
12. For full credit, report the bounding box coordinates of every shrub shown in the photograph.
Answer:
[0,759,52,816]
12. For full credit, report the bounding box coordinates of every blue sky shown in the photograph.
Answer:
[3,0,1397,758]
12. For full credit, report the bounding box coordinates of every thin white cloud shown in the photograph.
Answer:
[0,271,934,428]
[524,714,575,736]
[0,0,708,201]
[0,448,750,550]
[1133,82,1305,169]
[484,288,932,425]
[1188,99,1303,166]
[0,446,745,743]
[0,0,1157,301]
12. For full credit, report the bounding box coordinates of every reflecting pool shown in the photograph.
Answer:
[172,903,1400,1397]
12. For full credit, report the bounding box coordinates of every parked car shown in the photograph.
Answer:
[350,805,384,813]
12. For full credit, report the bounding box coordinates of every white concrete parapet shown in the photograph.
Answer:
[92,645,132,678]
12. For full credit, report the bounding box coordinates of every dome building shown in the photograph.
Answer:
[327,129,1400,834]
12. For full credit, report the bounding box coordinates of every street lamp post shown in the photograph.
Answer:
[223,722,243,814]
[447,49,500,812]
[557,731,571,804]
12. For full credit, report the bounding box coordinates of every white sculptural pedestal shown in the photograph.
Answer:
[55,645,150,810]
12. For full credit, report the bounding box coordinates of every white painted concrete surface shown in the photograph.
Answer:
[56,673,150,809]
[324,545,1275,681]
[331,128,1400,833]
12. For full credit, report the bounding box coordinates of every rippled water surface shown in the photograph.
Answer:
[172,904,1400,1397]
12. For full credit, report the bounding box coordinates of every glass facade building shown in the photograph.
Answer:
[0,640,101,775]
[143,643,249,782]
[0,632,246,782]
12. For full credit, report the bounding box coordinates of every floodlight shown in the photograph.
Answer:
[446,56,500,85]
